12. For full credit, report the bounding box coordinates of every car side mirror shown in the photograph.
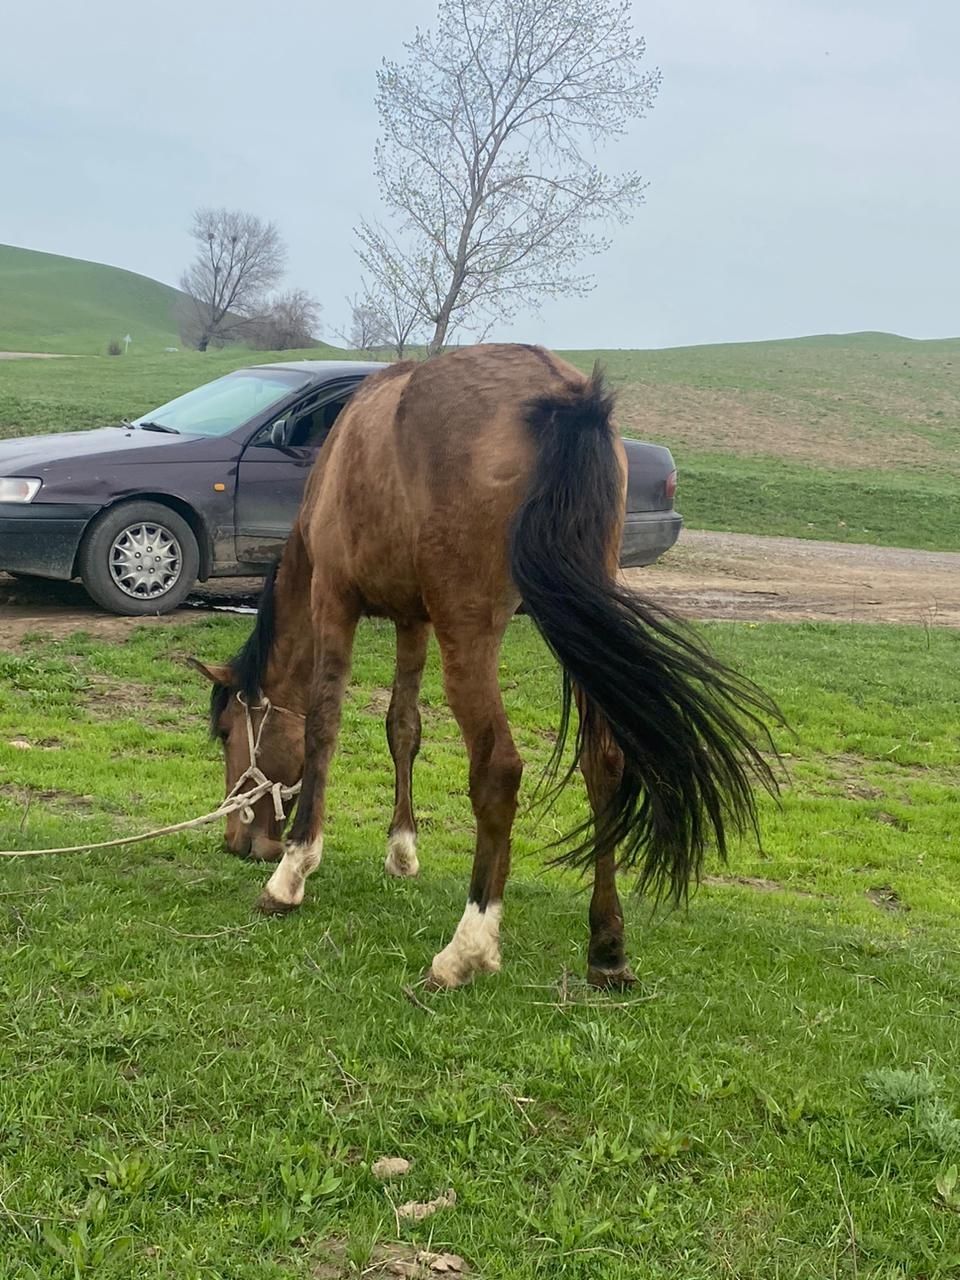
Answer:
[268,418,291,448]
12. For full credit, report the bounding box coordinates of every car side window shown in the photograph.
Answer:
[254,395,321,449]
[252,384,359,451]
[288,397,349,449]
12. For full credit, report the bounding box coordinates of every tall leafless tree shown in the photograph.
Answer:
[356,0,660,353]
[180,208,286,351]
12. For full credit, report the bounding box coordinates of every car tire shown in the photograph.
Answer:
[78,501,200,616]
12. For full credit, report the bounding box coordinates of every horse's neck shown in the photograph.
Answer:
[262,533,313,713]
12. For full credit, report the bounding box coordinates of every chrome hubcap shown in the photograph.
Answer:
[109,522,182,599]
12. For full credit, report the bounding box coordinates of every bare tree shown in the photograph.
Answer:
[180,208,286,351]
[358,276,424,358]
[338,293,388,353]
[356,0,660,353]
[247,289,323,351]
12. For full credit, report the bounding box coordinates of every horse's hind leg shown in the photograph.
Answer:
[428,628,523,989]
[257,596,359,914]
[580,715,636,989]
[384,621,430,877]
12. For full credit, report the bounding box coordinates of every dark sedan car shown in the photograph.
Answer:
[0,360,682,615]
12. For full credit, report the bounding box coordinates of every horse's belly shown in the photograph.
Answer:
[349,533,426,622]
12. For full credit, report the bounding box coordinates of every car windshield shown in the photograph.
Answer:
[131,369,313,438]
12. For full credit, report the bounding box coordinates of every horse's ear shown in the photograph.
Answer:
[187,657,234,686]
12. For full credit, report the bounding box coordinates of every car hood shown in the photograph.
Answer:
[0,427,229,477]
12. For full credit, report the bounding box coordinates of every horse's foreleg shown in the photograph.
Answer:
[384,621,430,877]
[257,599,358,915]
[427,630,522,989]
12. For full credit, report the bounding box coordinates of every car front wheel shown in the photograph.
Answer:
[77,501,200,616]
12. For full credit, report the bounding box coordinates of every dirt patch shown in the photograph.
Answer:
[2,531,959,647]
[703,874,818,898]
[814,754,886,801]
[0,784,96,813]
[626,531,960,627]
[0,351,75,360]
[82,673,190,722]
[870,810,909,832]
[363,688,393,718]
[843,782,886,801]
[356,688,454,731]
[0,574,264,650]
[866,885,909,913]
[0,576,178,647]
[314,1240,468,1279]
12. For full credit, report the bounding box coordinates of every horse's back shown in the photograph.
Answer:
[396,344,585,477]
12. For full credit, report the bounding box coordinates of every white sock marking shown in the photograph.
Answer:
[265,837,324,906]
[430,901,502,988]
[384,830,420,878]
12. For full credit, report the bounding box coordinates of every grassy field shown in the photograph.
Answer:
[1,616,960,1277]
[1,328,957,550]
[0,245,186,357]
[571,334,960,551]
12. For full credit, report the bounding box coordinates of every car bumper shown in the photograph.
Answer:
[619,511,683,568]
[0,502,100,580]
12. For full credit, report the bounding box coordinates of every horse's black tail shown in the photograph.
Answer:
[510,367,780,902]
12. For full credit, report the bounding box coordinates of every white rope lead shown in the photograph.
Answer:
[0,694,303,859]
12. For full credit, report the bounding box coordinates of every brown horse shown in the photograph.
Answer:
[192,344,776,989]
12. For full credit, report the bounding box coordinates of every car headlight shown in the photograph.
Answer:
[0,478,42,503]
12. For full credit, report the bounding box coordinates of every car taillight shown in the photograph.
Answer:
[665,469,677,501]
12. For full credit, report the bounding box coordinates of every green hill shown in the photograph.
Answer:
[0,243,183,355]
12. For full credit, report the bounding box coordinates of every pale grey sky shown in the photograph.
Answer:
[1,0,957,348]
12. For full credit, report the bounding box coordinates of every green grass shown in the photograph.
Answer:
[674,453,959,551]
[0,245,187,356]
[1,618,960,1277]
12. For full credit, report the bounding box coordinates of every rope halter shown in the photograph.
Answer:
[0,691,306,859]
[227,692,305,827]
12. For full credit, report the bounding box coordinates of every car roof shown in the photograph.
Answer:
[251,359,391,381]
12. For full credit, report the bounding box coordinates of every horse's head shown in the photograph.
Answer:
[190,659,304,862]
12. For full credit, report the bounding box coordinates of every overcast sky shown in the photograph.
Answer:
[1,0,956,349]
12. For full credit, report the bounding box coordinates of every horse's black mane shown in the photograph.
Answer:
[209,562,280,736]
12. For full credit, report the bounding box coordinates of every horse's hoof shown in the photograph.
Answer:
[422,966,454,991]
[255,890,299,916]
[587,964,637,991]
[385,832,420,878]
